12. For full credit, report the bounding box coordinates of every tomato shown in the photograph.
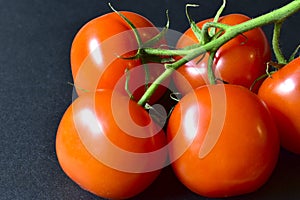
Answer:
[173,14,271,95]
[70,11,169,104]
[258,57,300,154]
[56,90,167,199]
[167,84,279,198]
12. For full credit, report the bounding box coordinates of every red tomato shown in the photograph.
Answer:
[258,57,300,154]
[70,11,169,103]
[174,14,271,95]
[167,84,279,198]
[56,90,167,199]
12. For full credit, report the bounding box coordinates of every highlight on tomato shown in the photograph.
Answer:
[55,90,167,199]
[173,14,271,95]
[70,11,169,104]
[258,57,300,154]
[167,84,280,198]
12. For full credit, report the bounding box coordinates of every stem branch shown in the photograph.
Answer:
[207,51,217,85]
[272,21,287,64]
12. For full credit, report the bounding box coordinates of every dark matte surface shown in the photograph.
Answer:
[1,0,300,199]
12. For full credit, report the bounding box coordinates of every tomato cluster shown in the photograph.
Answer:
[55,8,300,200]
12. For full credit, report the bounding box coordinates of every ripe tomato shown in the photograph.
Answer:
[56,90,167,199]
[70,11,169,104]
[258,57,300,154]
[173,14,271,95]
[167,84,279,198]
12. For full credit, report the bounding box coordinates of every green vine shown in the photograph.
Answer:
[272,20,287,65]
[137,0,300,106]
[109,1,300,107]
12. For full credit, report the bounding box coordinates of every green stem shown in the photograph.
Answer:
[141,47,192,56]
[202,22,231,44]
[137,0,300,106]
[272,21,287,64]
[143,10,170,48]
[289,45,300,62]
[138,68,175,105]
[125,68,135,100]
[185,4,203,43]
[108,3,143,48]
[209,0,227,37]
[207,51,217,85]
[202,22,231,34]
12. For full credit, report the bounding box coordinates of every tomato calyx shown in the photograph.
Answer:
[108,3,142,55]
[108,3,174,103]
[185,0,227,45]
[109,3,170,61]
[249,55,300,92]
[289,45,300,62]
[183,1,228,86]
[185,4,203,43]
[249,61,279,91]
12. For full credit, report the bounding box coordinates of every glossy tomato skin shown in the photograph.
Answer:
[56,90,167,199]
[174,14,271,95]
[70,11,169,104]
[167,84,279,198]
[258,57,300,154]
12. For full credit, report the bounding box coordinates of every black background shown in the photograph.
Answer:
[1,0,300,199]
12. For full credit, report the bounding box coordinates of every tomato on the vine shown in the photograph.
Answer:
[70,11,169,104]
[173,14,271,95]
[167,84,279,198]
[258,57,300,154]
[56,90,167,199]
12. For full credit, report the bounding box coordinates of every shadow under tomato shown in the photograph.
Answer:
[130,149,300,200]
[131,165,201,200]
